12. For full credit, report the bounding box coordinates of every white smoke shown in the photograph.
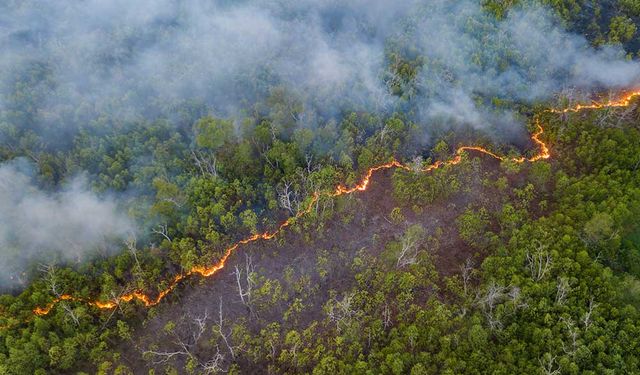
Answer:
[1,0,638,133]
[0,159,133,287]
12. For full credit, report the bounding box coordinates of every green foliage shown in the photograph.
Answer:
[621,0,640,16]
[609,16,637,44]
[457,206,491,248]
[195,117,235,150]
[3,6,640,373]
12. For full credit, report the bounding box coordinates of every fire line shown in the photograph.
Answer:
[12,90,640,320]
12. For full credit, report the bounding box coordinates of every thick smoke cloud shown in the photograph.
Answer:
[0,0,414,129]
[409,2,640,131]
[0,159,133,288]
[1,0,639,133]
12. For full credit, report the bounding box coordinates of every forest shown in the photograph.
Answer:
[2,0,640,374]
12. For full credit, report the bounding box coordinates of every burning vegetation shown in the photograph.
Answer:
[3,0,640,373]
[28,92,639,318]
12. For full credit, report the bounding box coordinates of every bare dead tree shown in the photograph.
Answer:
[296,167,318,193]
[297,167,323,214]
[553,86,584,124]
[526,243,552,281]
[475,283,525,331]
[273,156,323,216]
[555,86,578,105]
[234,255,256,315]
[560,317,579,357]
[61,303,80,326]
[40,264,80,326]
[304,153,318,174]
[508,286,528,310]
[40,264,62,297]
[192,311,208,342]
[100,287,135,331]
[290,110,300,123]
[213,299,236,359]
[251,120,282,170]
[277,180,302,214]
[460,257,475,297]
[615,102,637,127]
[555,277,570,305]
[582,297,597,330]
[596,106,615,127]
[143,310,225,373]
[144,346,187,364]
[396,224,425,268]
[396,242,420,268]
[385,58,404,96]
[125,235,142,272]
[151,223,172,243]
[268,340,277,362]
[382,303,392,330]
[202,346,225,374]
[580,226,620,253]
[278,180,293,213]
[162,196,185,208]
[191,149,218,178]
[539,354,560,375]
[379,123,390,142]
[327,292,359,333]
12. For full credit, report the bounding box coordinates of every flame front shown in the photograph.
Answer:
[549,90,640,113]
[25,90,640,318]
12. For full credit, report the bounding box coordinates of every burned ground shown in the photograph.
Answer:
[118,155,532,373]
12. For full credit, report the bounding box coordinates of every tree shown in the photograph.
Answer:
[457,207,490,248]
[396,224,426,268]
[240,209,258,234]
[143,310,224,373]
[525,241,552,281]
[609,16,637,44]
[195,117,235,151]
[234,255,256,315]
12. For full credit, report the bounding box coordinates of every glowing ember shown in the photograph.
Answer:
[21,90,639,319]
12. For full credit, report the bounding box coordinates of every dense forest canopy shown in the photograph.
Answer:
[2,0,640,374]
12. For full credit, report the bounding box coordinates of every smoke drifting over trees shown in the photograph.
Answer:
[1,0,639,134]
[410,2,640,127]
[1,0,639,286]
[0,160,133,288]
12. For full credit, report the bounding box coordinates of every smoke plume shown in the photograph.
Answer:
[409,2,640,132]
[1,0,639,134]
[0,159,133,288]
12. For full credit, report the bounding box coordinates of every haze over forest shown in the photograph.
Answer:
[2,0,640,374]
[2,0,639,282]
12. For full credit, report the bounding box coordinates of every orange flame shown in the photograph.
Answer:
[549,90,640,113]
[22,90,638,318]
